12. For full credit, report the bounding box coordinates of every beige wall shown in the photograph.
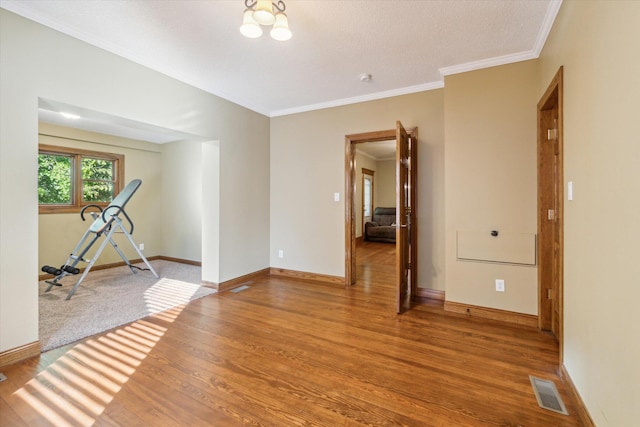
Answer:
[38,124,163,270]
[538,1,640,425]
[0,9,270,353]
[375,159,396,208]
[444,60,539,315]
[270,90,445,289]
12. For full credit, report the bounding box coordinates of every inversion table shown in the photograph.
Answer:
[42,179,158,300]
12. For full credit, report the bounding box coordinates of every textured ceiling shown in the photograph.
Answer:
[2,0,561,119]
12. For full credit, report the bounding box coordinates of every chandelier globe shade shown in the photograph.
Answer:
[253,0,276,25]
[239,8,263,38]
[240,0,291,41]
[270,12,292,41]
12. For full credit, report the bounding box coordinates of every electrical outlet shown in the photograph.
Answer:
[278,249,284,259]
[139,243,145,251]
[495,279,505,292]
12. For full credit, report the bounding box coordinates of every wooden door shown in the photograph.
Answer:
[538,67,564,349]
[409,128,418,301]
[396,121,411,314]
[539,106,560,336]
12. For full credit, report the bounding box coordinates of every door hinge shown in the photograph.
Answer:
[547,209,556,221]
[547,128,558,141]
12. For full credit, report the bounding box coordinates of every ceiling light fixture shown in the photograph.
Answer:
[240,0,292,41]
[60,112,81,120]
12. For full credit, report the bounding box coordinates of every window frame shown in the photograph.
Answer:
[38,144,124,214]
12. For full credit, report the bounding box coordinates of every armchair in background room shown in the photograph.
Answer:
[364,207,396,243]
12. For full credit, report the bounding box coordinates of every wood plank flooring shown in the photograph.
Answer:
[1,242,583,426]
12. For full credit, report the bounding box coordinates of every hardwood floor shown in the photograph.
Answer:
[1,242,583,426]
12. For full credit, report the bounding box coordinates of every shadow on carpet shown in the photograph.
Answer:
[39,260,216,352]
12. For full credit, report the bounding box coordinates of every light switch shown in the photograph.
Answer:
[334,192,340,202]
[568,181,573,201]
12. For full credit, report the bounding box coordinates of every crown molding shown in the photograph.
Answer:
[270,81,444,117]
[534,0,563,56]
[439,0,562,78]
[355,148,378,161]
[3,0,562,119]
[439,50,539,77]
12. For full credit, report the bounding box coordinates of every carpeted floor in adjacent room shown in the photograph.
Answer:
[39,260,216,352]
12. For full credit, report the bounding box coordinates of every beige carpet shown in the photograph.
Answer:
[39,260,216,352]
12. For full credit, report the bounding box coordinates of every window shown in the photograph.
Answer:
[362,168,375,222]
[38,144,124,214]
[363,177,372,217]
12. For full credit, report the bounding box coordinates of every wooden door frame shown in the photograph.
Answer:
[345,130,395,285]
[345,128,417,291]
[537,66,564,362]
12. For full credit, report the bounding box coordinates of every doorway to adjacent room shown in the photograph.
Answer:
[345,122,418,314]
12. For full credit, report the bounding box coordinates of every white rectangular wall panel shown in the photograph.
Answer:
[457,231,536,265]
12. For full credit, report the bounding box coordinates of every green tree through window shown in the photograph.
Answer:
[82,157,114,202]
[38,153,73,204]
[38,144,123,213]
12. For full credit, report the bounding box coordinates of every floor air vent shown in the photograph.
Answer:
[529,375,569,415]
[230,285,251,293]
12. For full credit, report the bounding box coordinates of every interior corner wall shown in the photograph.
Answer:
[0,9,270,353]
[270,90,445,290]
[444,60,539,315]
[161,140,204,263]
[538,1,640,425]
[201,141,220,284]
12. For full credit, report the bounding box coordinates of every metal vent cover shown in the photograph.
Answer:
[529,375,569,415]
[230,285,251,293]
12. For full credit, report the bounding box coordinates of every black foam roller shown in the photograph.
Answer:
[62,265,80,275]
[41,265,62,276]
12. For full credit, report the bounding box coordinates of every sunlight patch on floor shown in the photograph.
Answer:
[144,278,202,321]
[13,304,186,425]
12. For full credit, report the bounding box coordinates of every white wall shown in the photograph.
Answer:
[539,1,640,425]
[161,140,205,263]
[201,142,220,283]
[0,10,270,352]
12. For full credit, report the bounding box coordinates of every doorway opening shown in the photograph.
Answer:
[537,67,564,362]
[345,123,418,313]
[36,99,215,346]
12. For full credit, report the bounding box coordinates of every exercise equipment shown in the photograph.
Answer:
[42,179,159,300]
